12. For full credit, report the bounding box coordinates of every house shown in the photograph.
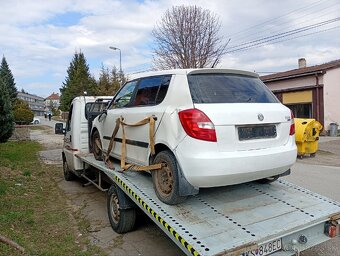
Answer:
[261,58,340,132]
[17,91,45,116]
[45,92,60,111]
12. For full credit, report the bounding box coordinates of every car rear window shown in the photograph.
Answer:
[187,74,279,103]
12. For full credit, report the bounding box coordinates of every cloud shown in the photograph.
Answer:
[1,0,340,97]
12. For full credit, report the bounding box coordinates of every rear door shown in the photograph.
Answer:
[187,73,292,152]
[123,75,171,164]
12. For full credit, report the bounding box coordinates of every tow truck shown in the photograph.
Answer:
[55,96,340,256]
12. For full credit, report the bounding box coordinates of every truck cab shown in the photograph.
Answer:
[56,96,112,177]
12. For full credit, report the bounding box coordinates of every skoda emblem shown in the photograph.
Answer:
[258,113,264,121]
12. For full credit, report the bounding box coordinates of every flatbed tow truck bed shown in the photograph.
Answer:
[78,154,340,256]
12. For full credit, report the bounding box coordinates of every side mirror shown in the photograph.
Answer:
[55,123,65,135]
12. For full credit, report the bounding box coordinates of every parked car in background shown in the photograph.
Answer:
[91,69,297,204]
[31,117,41,125]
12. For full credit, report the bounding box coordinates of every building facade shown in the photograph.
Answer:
[45,92,60,111]
[17,91,45,116]
[261,58,340,132]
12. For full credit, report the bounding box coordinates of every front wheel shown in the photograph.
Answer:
[63,156,75,181]
[107,185,136,233]
[92,130,103,161]
[152,151,186,205]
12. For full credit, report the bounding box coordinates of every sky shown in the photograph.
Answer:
[1,0,340,98]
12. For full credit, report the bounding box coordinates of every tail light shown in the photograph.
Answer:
[289,111,295,136]
[178,109,217,142]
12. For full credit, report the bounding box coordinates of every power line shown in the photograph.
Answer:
[226,16,340,51]
[226,24,340,54]
[228,0,340,45]
[227,0,327,39]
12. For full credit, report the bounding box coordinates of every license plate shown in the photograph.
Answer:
[238,125,277,141]
[240,239,282,256]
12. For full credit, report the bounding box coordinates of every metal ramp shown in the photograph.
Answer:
[79,154,340,256]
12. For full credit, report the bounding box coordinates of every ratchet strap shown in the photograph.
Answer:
[104,116,162,172]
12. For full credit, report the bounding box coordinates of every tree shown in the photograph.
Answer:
[152,5,228,69]
[13,99,34,125]
[59,51,97,111]
[0,56,17,103]
[96,65,124,96]
[0,79,14,143]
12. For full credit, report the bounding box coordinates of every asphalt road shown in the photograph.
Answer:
[39,116,65,128]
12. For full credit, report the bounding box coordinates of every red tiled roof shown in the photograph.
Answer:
[46,92,60,100]
[261,59,340,82]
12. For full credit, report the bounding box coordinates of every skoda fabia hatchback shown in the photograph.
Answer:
[91,69,297,204]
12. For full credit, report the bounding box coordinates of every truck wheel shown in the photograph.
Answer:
[63,156,75,181]
[92,130,103,161]
[152,151,186,205]
[107,185,136,233]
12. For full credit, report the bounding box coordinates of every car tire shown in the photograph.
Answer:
[34,120,39,124]
[107,185,136,233]
[152,150,187,205]
[92,130,103,161]
[63,156,76,181]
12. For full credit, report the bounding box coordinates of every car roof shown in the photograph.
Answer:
[127,68,259,81]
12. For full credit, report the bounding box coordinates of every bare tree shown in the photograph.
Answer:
[152,5,228,69]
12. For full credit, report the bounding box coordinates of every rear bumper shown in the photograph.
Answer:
[174,136,297,187]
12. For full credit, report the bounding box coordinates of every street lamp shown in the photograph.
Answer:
[109,46,122,74]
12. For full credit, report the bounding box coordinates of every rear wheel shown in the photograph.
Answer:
[92,130,103,161]
[63,156,75,181]
[107,185,136,233]
[152,151,186,205]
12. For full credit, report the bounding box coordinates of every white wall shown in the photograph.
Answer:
[323,68,340,130]
[265,75,317,91]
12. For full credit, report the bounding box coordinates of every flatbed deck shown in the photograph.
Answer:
[78,154,340,256]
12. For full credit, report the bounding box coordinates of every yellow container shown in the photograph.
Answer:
[294,118,323,157]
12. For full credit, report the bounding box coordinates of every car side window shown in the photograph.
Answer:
[110,80,138,109]
[132,75,171,107]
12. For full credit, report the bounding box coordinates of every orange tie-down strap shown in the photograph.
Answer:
[104,116,163,172]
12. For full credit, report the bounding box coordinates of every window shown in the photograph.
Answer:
[287,104,312,118]
[132,75,171,107]
[187,74,279,104]
[66,104,73,131]
[110,80,138,109]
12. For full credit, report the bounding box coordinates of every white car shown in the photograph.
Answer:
[91,69,297,204]
[31,117,40,124]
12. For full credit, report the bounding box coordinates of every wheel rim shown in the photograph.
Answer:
[155,163,174,197]
[110,193,120,224]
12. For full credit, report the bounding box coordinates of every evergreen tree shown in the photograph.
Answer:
[13,99,34,125]
[0,79,14,143]
[97,65,122,96]
[59,51,97,111]
[0,56,17,103]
